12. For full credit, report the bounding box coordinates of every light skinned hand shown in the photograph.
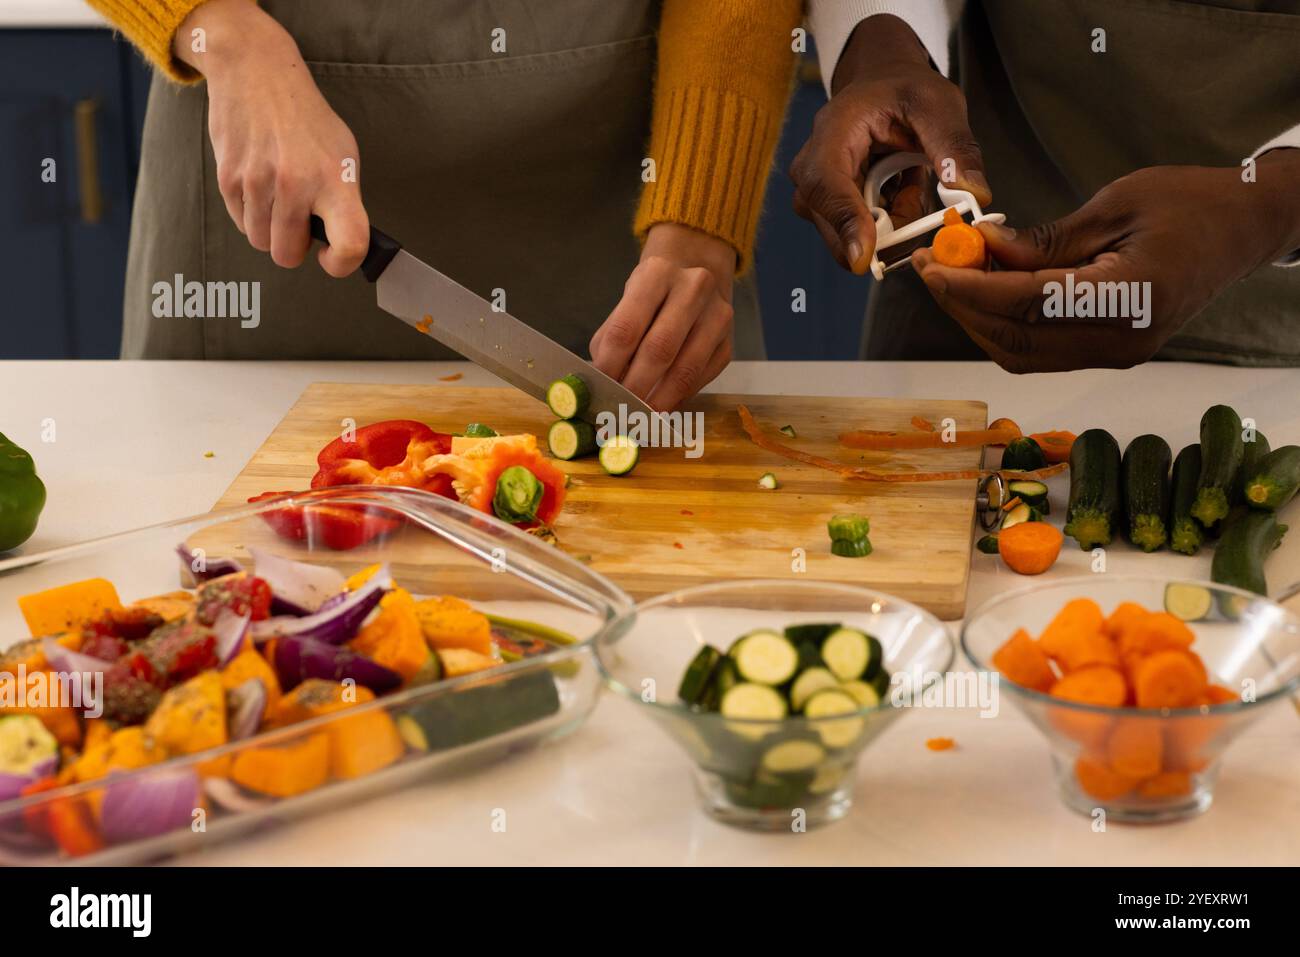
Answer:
[590,223,737,412]
[174,0,369,276]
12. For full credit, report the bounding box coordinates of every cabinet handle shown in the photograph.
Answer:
[74,97,103,224]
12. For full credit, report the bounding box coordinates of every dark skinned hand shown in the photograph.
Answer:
[789,14,991,275]
[911,152,1300,373]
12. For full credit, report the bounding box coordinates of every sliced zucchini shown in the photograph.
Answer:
[821,627,879,681]
[1006,479,1049,511]
[1164,583,1213,622]
[758,472,779,490]
[827,514,871,541]
[784,622,840,646]
[839,679,881,708]
[867,669,891,699]
[807,762,846,795]
[790,667,840,712]
[547,419,597,460]
[0,714,58,776]
[730,630,800,686]
[720,682,788,722]
[976,534,1001,554]
[803,689,865,749]
[546,374,591,419]
[831,538,873,557]
[760,737,826,775]
[678,645,722,706]
[700,656,739,711]
[794,640,824,672]
[598,435,639,476]
[463,423,497,438]
[1000,502,1036,531]
[1001,436,1048,471]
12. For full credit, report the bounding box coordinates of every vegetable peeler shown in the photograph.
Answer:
[862,151,1005,281]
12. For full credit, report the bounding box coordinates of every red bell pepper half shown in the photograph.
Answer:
[248,491,402,551]
[250,420,457,551]
[311,419,454,499]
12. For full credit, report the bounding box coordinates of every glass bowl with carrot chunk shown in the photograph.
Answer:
[962,576,1300,824]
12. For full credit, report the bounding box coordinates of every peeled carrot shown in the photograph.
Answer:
[987,417,1022,441]
[1204,684,1239,705]
[1028,430,1076,464]
[996,521,1063,575]
[1051,666,1128,708]
[1116,612,1195,659]
[1039,598,1106,661]
[1104,601,1148,639]
[1138,770,1192,798]
[1055,630,1121,673]
[1075,755,1137,800]
[931,207,987,269]
[992,628,1057,692]
[925,737,956,751]
[1106,718,1163,778]
[1133,650,1205,709]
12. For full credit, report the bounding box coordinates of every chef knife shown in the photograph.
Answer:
[309,217,673,439]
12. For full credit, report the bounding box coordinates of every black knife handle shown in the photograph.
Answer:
[309,215,402,283]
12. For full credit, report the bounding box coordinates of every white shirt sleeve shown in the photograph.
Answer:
[1253,124,1300,266]
[808,0,963,95]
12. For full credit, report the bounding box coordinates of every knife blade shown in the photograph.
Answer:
[310,217,673,440]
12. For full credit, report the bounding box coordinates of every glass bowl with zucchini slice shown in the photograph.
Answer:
[594,581,954,831]
[963,576,1300,823]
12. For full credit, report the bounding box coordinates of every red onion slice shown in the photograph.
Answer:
[248,547,347,615]
[250,565,392,646]
[176,544,243,582]
[99,768,203,845]
[272,634,401,693]
[227,678,268,740]
[212,609,252,667]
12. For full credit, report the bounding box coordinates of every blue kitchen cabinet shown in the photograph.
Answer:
[0,29,149,359]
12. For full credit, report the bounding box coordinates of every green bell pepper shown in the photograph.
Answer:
[0,433,45,552]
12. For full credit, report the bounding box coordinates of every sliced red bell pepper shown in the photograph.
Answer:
[465,444,567,528]
[311,419,454,497]
[248,491,402,551]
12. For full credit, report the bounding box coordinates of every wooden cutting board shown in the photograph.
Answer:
[213,383,987,618]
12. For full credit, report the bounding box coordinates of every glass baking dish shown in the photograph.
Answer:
[0,487,632,865]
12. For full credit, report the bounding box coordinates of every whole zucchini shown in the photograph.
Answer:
[1001,437,1048,472]
[1211,510,1288,596]
[1244,445,1300,511]
[1191,405,1243,528]
[1169,444,1203,555]
[1064,429,1121,550]
[1233,431,1270,504]
[1121,434,1171,552]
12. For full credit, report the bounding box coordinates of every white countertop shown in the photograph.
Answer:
[0,1,104,27]
[2,359,1298,865]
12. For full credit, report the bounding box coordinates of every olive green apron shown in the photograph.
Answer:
[121,0,763,360]
[864,0,1300,364]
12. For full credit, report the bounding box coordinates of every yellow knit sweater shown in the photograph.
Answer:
[88,0,801,270]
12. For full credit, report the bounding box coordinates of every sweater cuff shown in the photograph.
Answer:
[634,84,784,275]
[87,0,209,83]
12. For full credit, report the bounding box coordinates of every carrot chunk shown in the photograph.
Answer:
[992,628,1057,692]
[1104,601,1148,639]
[1133,650,1205,709]
[931,208,987,269]
[997,522,1064,575]
[1137,771,1193,799]
[925,737,956,751]
[1075,756,1138,800]
[1204,684,1240,705]
[1039,598,1106,661]
[1106,718,1163,779]
[1051,666,1128,708]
